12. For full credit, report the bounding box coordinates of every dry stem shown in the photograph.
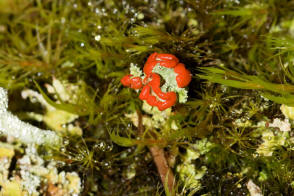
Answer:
[136,110,175,192]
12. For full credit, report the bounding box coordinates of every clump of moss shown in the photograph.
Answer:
[2,0,294,195]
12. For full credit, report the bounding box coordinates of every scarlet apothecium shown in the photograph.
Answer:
[139,73,177,111]
[120,75,143,90]
[174,63,191,88]
[121,52,191,111]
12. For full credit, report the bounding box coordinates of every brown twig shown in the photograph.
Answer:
[136,110,175,192]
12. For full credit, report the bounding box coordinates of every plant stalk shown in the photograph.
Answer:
[137,110,175,192]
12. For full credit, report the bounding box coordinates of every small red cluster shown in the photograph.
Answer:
[121,52,191,111]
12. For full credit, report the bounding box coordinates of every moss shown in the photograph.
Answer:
[2,0,294,195]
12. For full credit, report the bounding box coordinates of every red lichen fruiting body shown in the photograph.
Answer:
[139,85,151,100]
[159,60,178,68]
[139,85,159,107]
[156,53,178,62]
[174,63,191,88]
[130,77,143,89]
[121,52,191,111]
[143,52,158,75]
[156,53,179,68]
[156,92,177,111]
[120,74,133,86]
[139,73,177,111]
[147,74,172,100]
[146,95,159,106]
[143,60,157,75]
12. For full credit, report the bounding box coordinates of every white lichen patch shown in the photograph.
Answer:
[125,101,176,129]
[246,179,262,196]
[191,138,214,156]
[152,65,178,91]
[269,118,291,132]
[152,65,188,103]
[183,148,200,163]
[46,77,80,103]
[0,156,12,182]
[176,163,206,190]
[256,128,288,156]
[254,106,294,156]
[130,63,143,77]
[281,104,294,120]
[0,87,61,146]
[176,138,214,191]
[0,143,81,196]
[0,87,81,195]
[0,143,20,195]
[21,78,82,135]
[15,145,81,196]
